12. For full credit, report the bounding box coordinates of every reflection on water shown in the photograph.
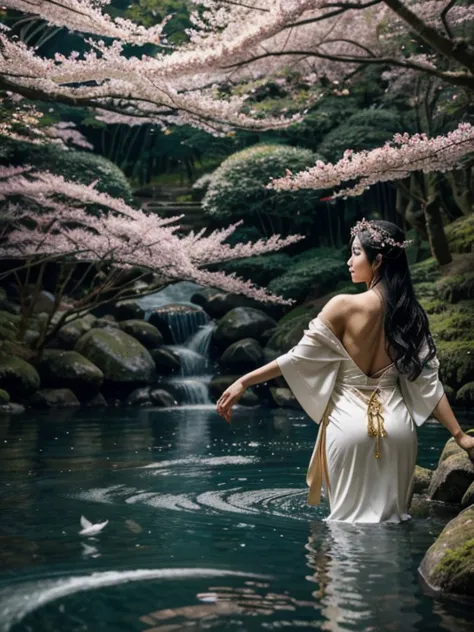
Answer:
[0,406,472,632]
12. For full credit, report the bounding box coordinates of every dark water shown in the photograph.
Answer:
[0,405,472,632]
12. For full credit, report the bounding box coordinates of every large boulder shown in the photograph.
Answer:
[75,328,156,386]
[428,450,474,503]
[30,388,80,408]
[264,312,315,362]
[213,308,277,349]
[413,465,433,495]
[200,292,283,320]
[148,304,208,344]
[150,348,181,375]
[461,481,474,508]
[418,506,474,597]
[48,314,96,350]
[0,356,40,400]
[38,350,104,400]
[119,320,163,349]
[219,338,264,370]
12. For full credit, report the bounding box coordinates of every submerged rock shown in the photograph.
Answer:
[75,328,156,386]
[209,376,259,406]
[419,505,474,597]
[30,388,80,408]
[149,388,178,407]
[413,465,433,495]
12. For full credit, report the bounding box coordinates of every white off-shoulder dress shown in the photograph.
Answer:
[276,315,445,524]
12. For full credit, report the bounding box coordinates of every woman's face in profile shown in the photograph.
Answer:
[347,236,372,285]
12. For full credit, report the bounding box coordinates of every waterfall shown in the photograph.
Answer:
[137,284,216,406]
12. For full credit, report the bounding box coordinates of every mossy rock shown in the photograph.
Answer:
[437,341,474,390]
[38,350,104,400]
[438,437,464,466]
[213,308,277,348]
[118,320,163,349]
[49,315,96,350]
[461,481,474,508]
[0,310,20,342]
[150,348,181,375]
[445,214,474,254]
[29,388,80,409]
[149,388,178,407]
[0,356,40,400]
[114,301,145,321]
[413,465,433,494]
[0,389,10,404]
[428,451,474,503]
[429,302,474,343]
[75,328,156,385]
[418,506,474,597]
[219,338,264,370]
[456,381,474,406]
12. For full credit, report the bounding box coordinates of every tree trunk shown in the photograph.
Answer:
[424,173,452,265]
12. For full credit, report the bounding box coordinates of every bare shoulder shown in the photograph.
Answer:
[318,294,353,339]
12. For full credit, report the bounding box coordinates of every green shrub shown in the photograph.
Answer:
[202,144,324,239]
[217,253,293,286]
[268,257,348,302]
[318,110,401,162]
[0,138,133,202]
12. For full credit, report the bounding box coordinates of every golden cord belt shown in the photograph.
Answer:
[307,387,388,506]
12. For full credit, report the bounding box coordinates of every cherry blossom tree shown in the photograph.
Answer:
[0,166,303,348]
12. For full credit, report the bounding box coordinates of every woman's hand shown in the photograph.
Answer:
[216,380,246,423]
[455,431,474,457]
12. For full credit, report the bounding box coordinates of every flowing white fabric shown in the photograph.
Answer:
[276,316,445,524]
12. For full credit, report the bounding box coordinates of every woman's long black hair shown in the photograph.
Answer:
[351,219,437,381]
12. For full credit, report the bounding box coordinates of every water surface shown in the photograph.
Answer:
[0,406,472,632]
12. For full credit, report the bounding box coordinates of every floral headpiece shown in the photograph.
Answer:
[350,218,413,249]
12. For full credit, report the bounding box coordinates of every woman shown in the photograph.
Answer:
[216,218,474,524]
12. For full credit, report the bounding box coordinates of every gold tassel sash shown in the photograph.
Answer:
[307,387,388,506]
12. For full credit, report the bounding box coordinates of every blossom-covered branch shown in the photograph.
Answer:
[267,123,474,198]
[0,167,304,304]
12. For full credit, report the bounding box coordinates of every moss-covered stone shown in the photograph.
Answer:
[428,451,474,503]
[264,312,313,360]
[50,315,96,350]
[444,214,474,254]
[0,356,40,400]
[149,388,178,407]
[270,387,302,410]
[38,350,104,400]
[456,381,474,406]
[419,506,474,597]
[75,328,156,385]
[0,310,20,342]
[220,338,264,370]
[413,465,433,494]
[213,308,277,348]
[0,389,10,404]
[114,301,145,321]
[437,341,474,390]
[438,437,464,465]
[150,348,181,375]
[461,481,474,508]
[119,320,163,349]
[29,388,81,408]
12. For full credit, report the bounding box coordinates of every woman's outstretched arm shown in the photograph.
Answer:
[216,359,282,423]
[432,394,474,455]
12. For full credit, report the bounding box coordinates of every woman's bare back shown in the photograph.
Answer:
[341,290,394,378]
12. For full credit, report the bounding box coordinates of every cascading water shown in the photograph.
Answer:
[137,283,217,406]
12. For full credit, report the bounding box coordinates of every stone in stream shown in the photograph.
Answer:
[75,328,156,386]
[0,356,40,400]
[119,320,163,349]
[30,388,81,408]
[219,338,264,370]
[150,348,181,375]
[456,381,474,405]
[149,388,178,407]
[213,308,277,349]
[83,392,108,408]
[126,387,152,406]
[428,448,474,503]
[418,505,474,597]
[412,465,433,495]
[37,349,104,400]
